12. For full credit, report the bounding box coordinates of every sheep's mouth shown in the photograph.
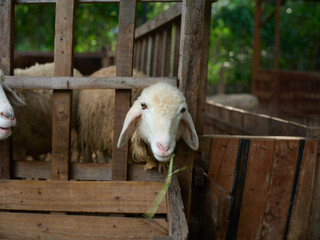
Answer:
[0,126,11,134]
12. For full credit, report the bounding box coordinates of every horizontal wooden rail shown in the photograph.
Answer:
[13,161,165,182]
[5,76,176,89]
[0,212,168,240]
[0,180,166,213]
[135,3,182,39]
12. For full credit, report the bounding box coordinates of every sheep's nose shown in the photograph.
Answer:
[0,112,14,121]
[156,142,171,154]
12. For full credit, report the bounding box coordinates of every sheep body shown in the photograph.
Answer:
[12,63,82,160]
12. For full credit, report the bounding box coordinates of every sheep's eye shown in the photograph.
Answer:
[141,102,147,110]
[180,108,186,113]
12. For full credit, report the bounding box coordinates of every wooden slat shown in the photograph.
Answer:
[146,35,154,76]
[208,138,239,194]
[112,0,136,181]
[51,0,75,181]
[153,31,164,77]
[170,19,181,77]
[0,0,14,179]
[13,161,165,182]
[5,76,176,89]
[135,3,182,39]
[287,140,318,239]
[176,0,211,221]
[0,180,167,213]
[16,0,217,3]
[167,175,188,240]
[0,212,168,240]
[237,139,275,239]
[161,26,171,77]
[140,38,147,73]
[260,140,299,239]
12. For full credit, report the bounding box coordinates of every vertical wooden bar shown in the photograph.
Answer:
[161,26,171,77]
[153,31,164,77]
[51,0,75,181]
[251,0,262,94]
[287,140,318,239]
[236,139,275,240]
[146,35,154,76]
[0,0,14,179]
[176,0,212,221]
[112,0,136,181]
[171,19,181,77]
[260,140,299,239]
[140,38,146,73]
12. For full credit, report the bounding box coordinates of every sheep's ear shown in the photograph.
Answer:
[117,101,141,148]
[179,111,199,150]
[3,81,25,107]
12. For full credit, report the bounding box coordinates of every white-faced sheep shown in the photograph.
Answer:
[12,62,82,160]
[77,66,199,170]
[0,69,25,140]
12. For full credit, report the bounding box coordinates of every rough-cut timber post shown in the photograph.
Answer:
[51,0,75,181]
[177,0,212,221]
[251,0,262,94]
[112,0,136,181]
[0,0,14,179]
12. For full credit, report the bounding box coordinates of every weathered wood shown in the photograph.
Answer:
[153,31,164,77]
[140,38,147,73]
[13,161,165,182]
[51,0,75,181]
[5,76,176,89]
[16,0,217,3]
[135,3,182,39]
[112,0,136,181]
[0,212,168,240]
[170,19,181,77]
[161,26,172,77]
[237,140,275,239]
[167,175,188,240]
[287,140,318,239]
[0,180,167,213]
[208,138,239,194]
[260,140,299,239]
[146,35,154,76]
[0,0,14,179]
[176,0,211,222]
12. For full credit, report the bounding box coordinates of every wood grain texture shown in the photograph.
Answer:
[287,140,318,239]
[161,26,171,77]
[260,140,299,239]
[51,0,75,180]
[237,139,275,240]
[153,31,164,77]
[0,212,168,240]
[0,0,14,179]
[5,76,176,89]
[112,0,136,181]
[0,180,167,213]
[208,138,239,194]
[170,20,181,77]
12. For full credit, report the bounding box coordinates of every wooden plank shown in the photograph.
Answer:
[153,31,164,77]
[260,140,299,239]
[16,0,217,3]
[0,212,168,240]
[112,0,136,181]
[237,139,275,240]
[161,26,172,77]
[167,175,188,240]
[135,3,182,39]
[176,0,211,222]
[146,35,154,76]
[140,38,147,73]
[5,76,176,89]
[170,19,181,77]
[287,140,318,239]
[0,0,14,179]
[0,180,167,213]
[51,0,75,181]
[208,138,239,194]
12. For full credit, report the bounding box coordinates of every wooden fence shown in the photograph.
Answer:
[0,1,215,239]
[194,135,319,239]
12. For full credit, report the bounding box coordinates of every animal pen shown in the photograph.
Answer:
[0,1,319,240]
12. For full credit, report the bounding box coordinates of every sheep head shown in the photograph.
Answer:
[117,82,198,162]
[0,69,25,140]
